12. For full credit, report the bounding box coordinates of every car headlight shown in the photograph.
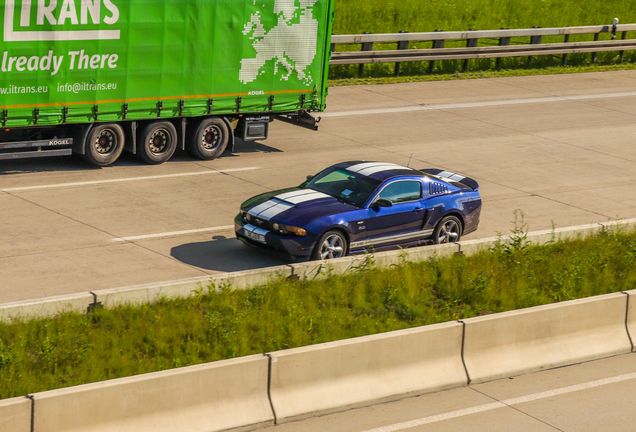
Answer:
[242,211,251,222]
[272,222,280,231]
[284,225,307,236]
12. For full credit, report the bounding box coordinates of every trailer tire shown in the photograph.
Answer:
[137,121,178,165]
[84,123,125,167]
[187,117,229,160]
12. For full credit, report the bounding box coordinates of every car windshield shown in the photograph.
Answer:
[305,167,380,207]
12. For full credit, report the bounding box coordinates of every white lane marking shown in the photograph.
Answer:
[360,371,636,432]
[1,167,261,192]
[109,225,235,242]
[322,91,636,118]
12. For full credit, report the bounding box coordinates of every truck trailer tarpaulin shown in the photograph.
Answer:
[0,0,334,165]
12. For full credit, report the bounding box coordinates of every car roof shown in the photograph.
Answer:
[336,161,425,182]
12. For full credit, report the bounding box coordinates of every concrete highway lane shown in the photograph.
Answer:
[257,352,636,432]
[1,70,636,303]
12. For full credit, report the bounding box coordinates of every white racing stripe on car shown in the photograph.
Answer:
[347,162,412,176]
[247,200,279,218]
[351,229,434,249]
[247,190,331,221]
[437,171,466,182]
[257,201,295,220]
[275,189,331,204]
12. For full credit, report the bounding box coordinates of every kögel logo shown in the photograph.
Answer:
[3,0,120,41]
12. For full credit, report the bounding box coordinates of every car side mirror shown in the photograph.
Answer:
[373,198,393,208]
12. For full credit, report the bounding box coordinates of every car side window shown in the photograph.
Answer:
[377,180,422,204]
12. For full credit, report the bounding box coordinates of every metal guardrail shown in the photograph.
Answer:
[329,22,636,73]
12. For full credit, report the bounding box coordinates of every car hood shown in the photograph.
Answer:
[242,187,357,225]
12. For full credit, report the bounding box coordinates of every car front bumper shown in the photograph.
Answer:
[234,215,314,260]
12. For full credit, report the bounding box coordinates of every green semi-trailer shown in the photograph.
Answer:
[0,0,334,165]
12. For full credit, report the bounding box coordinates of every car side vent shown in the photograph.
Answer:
[430,182,449,195]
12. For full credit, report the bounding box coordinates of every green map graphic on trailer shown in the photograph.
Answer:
[240,0,320,86]
[0,0,333,127]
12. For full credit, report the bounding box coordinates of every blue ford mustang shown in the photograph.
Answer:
[235,161,481,260]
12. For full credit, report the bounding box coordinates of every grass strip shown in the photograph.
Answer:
[329,0,636,80]
[1,227,636,399]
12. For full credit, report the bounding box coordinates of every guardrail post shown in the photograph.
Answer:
[359,32,373,77]
[561,34,570,66]
[528,27,542,67]
[463,29,478,72]
[496,29,510,70]
[619,31,628,62]
[428,29,444,74]
[591,32,600,63]
[395,31,409,76]
[612,18,618,39]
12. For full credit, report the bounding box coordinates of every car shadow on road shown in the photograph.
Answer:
[170,235,290,272]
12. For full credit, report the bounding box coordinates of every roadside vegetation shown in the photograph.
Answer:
[329,0,636,80]
[1,221,635,399]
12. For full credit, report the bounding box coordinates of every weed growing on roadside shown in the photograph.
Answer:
[1,226,636,399]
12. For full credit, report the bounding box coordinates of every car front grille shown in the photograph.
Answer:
[248,215,272,231]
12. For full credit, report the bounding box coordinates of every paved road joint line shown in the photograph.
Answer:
[360,371,636,432]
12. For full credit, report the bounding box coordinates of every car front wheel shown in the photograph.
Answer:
[433,215,462,244]
[312,230,348,260]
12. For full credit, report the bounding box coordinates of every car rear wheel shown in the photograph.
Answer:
[312,230,348,260]
[433,215,462,244]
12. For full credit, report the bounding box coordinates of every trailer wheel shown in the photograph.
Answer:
[137,121,178,164]
[84,123,125,167]
[187,117,229,160]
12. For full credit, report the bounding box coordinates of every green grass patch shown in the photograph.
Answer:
[2,227,636,399]
[329,0,636,79]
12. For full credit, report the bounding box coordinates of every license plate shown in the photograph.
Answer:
[244,229,265,243]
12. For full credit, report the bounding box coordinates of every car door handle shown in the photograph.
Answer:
[413,207,424,213]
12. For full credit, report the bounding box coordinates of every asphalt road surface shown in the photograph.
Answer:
[1,71,636,303]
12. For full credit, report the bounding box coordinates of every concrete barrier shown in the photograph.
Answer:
[457,236,498,256]
[268,321,467,423]
[290,243,460,280]
[94,266,292,309]
[2,219,635,323]
[31,355,273,432]
[625,289,636,352]
[0,397,31,432]
[602,218,636,233]
[0,293,94,323]
[462,292,632,384]
[457,223,606,257]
